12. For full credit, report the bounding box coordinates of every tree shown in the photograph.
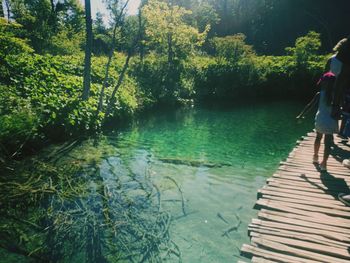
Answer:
[286,31,321,67]
[142,0,209,63]
[82,0,92,101]
[193,3,220,33]
[141,0,209,102]
[8,0,84,53]
[211,34,255,63]
[92,12,110,54]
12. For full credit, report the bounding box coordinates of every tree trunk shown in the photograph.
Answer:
[105,52,132,118]
[97,0,130,114]
[4,0,10,21]
[97,24,119,114]
[0,1,4,18]
[82,0,93,101]
[138,7,144,62]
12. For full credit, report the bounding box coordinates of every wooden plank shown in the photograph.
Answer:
[251,233,350,260]
[251,237,350,263]
[259,209,350,230]
[251,257,280,263]
[251,218,350,242]
[274,170,332,179]
[270,174,345,188]
[280,161,350,173]
[257,211,350,235]
[256,198,350,219]
[254,198,350,226]
[278,165,350,179]
[272,171,350,185]
[260,185,342,202]
[279,161,349,172]
[248,225,349,249]
[287,154,345,163]
[266,179,337,194]
[258,191,347,211]
[241,244,319,263]
[259,189,350,211]
[286,158,345,168]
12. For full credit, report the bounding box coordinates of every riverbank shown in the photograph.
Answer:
[0,25,326,164]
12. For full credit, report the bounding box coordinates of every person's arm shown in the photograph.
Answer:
[296,92,320,119]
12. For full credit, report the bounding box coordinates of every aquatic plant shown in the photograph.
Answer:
[0,140,182,262]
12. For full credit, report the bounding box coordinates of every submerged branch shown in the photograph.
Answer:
[159,157,232,168]
[164,176,186,216]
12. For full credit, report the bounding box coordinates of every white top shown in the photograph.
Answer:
[315,90,338,134]
[330,54,342,77]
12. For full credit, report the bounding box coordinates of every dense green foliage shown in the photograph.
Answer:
[0,18,139,158]
[0,0,339,161]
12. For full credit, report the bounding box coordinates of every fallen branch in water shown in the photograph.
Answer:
[222,220,242,237]
[164,176,186,216]
[159,157,232,168]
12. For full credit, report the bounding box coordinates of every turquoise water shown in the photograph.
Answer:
[101,100,312,262]
[1,100,313,262]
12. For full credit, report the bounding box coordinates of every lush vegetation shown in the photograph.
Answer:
[1,0,348,261]
[0,0,342,162]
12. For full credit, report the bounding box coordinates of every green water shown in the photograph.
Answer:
[1,100,313,262]
[108,101,313,262]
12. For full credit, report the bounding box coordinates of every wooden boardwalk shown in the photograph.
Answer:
[240,132,350,263]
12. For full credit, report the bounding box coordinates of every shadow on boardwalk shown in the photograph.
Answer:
[240,132,350,263]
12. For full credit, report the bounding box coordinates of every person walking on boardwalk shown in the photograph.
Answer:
[296,72,338,172]
[331,37,350,168]
[333,36,350,206]
[331,36,350,119]
[326,37,350,139]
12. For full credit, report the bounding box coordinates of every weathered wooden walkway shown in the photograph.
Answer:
[240,132,350,263]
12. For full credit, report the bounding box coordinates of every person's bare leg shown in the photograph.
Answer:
[313,132,322,163]
[320,134,333,170]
